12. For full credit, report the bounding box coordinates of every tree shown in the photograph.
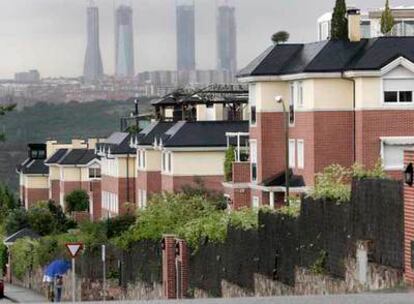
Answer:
[5,208,29,235]
[224,146,236,182]
[65,190,89,213]
[381,0,395,35]
[271,31,290,45]
[0,184,17,220]
[27,206,57,236]
[331,0,348,40]
[0,104,16,141]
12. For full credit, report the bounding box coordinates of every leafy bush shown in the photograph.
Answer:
[65,190,89,213]
[224,146,236,182]
[310,161,387,203]
[115,193,258,250]
[5,208,29,235]
[276,197,301,218]
[0,184,18,219]
[0,243,8,276]
[10,238,39,280]
[27,206,58,236]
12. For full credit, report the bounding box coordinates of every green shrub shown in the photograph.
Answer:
[0,243,8,276]
[352,159,387,180]
[5,208,29,235]
[27,206,57,236]
[276,198,301,218]
[10,238,39,280]
[65,190,89,213]
[224,146,236,182]
[310,164,352,203]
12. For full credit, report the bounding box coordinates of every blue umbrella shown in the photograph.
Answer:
[44,259,71,278]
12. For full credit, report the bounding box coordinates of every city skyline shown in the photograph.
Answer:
[0,0,410,79]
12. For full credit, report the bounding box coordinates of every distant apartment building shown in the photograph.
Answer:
[217,1,237,79]
[176,0,196,72]
[115,4,135,78]
[318,5,414,41]
[225,9,414,209]
[14,70,40,83]
[84,1,104,83]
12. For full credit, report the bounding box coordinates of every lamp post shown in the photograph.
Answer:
[275,96,290,205]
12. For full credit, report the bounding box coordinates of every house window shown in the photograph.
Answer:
[289,139,296,168]
[138,150,146,169]
[381,137,414,170]
[297,140,304,169]
[297,81,303,108]
[250,141,257,182]
[249,84,257,126]
[162,152,172,173]
[252,196,260,208]
[89,168,101,179]
[383,78,414,104]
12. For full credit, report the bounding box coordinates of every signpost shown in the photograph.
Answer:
[65,242,83,303]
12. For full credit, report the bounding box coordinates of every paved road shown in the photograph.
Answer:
[3,284,45,303]
[0,287,413,304]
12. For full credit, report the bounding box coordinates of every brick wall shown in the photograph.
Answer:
[89,180,102,221]
[404,150,414,286]
[356,110,414,170]
[137,170,162,195]
[50,180,60,203]
[25,188,49,209]
[162,175,224,194]
[162,235,177,299]
[251,112,285,183]
[232,162,250,183]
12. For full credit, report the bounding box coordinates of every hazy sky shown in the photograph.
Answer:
[0,0,409,79]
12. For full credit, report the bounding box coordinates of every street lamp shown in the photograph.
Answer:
[275,96,290,205]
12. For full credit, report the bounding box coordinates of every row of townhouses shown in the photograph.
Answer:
[17,9,414,217]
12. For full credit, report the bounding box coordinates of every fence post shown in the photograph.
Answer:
[404,150,414,286]
[162,235,177,299]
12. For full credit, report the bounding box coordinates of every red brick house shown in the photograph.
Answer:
[131,120,249,208]
[97,132,136,218]
[17,144,49,209]
[226,9,414,208]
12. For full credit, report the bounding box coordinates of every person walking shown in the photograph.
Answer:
[54,275,63,303]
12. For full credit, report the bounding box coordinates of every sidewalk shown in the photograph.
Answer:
[4,284,46,303]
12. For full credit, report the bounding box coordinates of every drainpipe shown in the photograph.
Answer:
[341,73,357,164]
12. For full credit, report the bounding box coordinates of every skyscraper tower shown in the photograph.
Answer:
[176,0,196,72]
[115,3,135,78]
[217,0,237,78]
[83,0,104,83]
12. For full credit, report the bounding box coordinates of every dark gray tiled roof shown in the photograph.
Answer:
[161,121,249,148]
[45,149,68,164]
[238,37,414,77]
[4,228,40,245]
[17,158,49,175]
[136,121,176,146]
[261,170,306,187]
[97,132,135,154]
[59,149,98,165]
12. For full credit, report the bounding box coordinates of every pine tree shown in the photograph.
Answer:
[381,0,395,35]
[331,0,348,40]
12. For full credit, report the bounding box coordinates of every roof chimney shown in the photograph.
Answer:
[347,8,361,42]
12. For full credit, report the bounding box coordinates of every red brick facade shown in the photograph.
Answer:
[404,150,414,286]
[136,170,162,196]
[89,180,102,221]
[356,110,414,180]
[101,175,136,216]
[23,187,49,209]
[161,175,224,194]
[232,162,250,183]
[50,180,60,203]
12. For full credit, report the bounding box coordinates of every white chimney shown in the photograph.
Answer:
[347,8,361,42]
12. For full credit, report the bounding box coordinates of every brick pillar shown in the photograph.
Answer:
[162,235,177,299]
[404,150,414,286]
[176,239,189,299]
